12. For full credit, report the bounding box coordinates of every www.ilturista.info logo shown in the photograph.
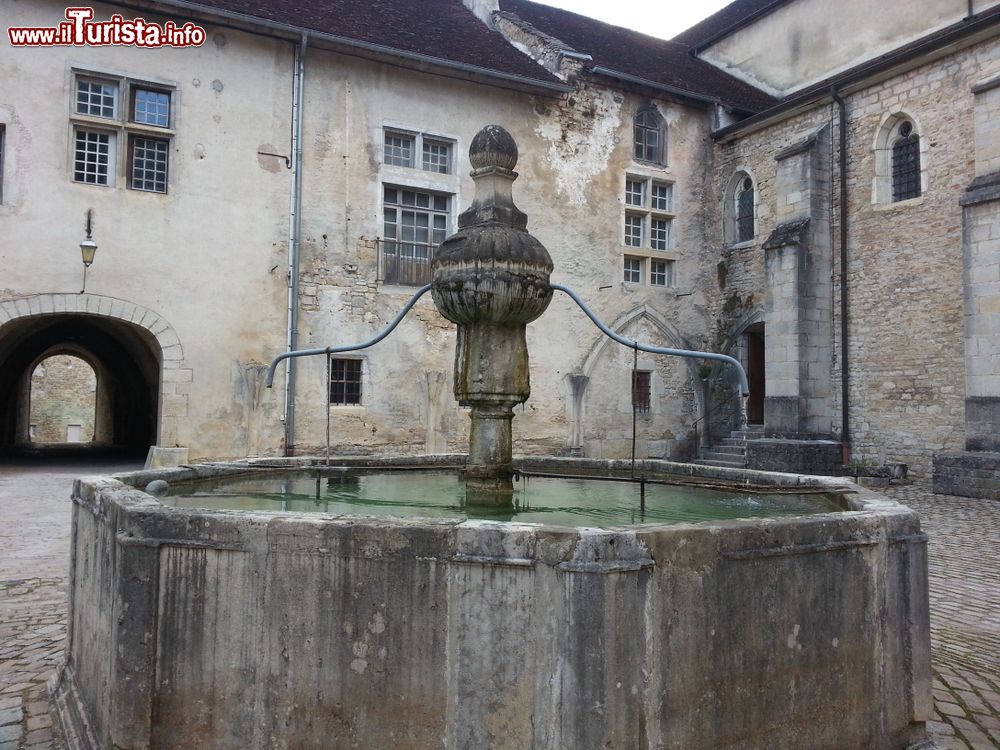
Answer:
[8,7,206,47]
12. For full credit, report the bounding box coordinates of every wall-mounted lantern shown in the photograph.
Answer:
[80,208,97,294]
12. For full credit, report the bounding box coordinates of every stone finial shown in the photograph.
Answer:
[469,124,518,171]
[457,125,529,230]
[430,124,554,506]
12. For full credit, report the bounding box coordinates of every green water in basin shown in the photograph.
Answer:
[160,469,843,528]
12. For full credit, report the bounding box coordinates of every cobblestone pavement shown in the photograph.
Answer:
[0,458,141,750]
[883,482,1000,750]
[0,462,997,749]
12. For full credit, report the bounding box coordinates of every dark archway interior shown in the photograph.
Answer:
[0,315,160,457]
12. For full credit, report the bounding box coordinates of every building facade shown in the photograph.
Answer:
[2,0,998,493]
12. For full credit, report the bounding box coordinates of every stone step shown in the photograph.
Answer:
[692,458,747,469]
[698,451,747,465]
[710,445,746,456]
[730,429,764,440]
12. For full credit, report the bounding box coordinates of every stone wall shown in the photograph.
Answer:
[28,355,96,443]
[706,36,1000,477]
[290,57,718,460]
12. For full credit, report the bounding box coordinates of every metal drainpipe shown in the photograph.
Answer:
[831,87,850,464]
[283,33,307,456]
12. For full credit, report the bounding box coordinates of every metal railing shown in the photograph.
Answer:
[378,240,438,286]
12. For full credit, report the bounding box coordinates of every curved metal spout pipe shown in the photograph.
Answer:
[551,283,750,424]
[265,284,432,388]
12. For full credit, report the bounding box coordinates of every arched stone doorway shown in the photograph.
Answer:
[28,353,98,444]
[0,294,183,457]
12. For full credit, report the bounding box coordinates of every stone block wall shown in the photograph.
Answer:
[933,452,1000,500]
[708,36,1000,476]
[28,355,96,443]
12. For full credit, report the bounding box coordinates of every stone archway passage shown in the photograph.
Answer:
[0,295,184,457]
[28,354,98,444]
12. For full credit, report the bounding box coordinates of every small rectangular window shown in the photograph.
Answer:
[624,256,642,284]
[74,130,116,185]
[650,218,671,251]
[651,182,673,211]
[625,178,645,206]
[422,139,452,174]
[632,371,651,413]
[384,131,415,168]
[132,88,170,127]
[76,78,118,118]
[624,214,643,247]
[129,136,168,192]
[330,358,362,405]
[650,260,673,287]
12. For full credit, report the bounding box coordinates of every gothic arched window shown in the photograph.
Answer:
[634,108,666,165]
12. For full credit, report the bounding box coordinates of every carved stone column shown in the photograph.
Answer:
[431,125,553,505]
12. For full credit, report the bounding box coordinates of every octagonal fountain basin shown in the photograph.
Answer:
[53,456,932,750]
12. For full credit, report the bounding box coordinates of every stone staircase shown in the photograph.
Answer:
[693,427,764,469]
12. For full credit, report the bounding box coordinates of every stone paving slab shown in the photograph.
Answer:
[0,462,998,749]
[883,482,1000,750]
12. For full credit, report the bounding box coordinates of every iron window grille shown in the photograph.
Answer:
[892,122,921,202]
[329,358,362,405]
[632,370,651,413]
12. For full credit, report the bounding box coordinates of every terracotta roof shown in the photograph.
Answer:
[180,0,567,88]
[498,0,777,112]
[672,0,792,49]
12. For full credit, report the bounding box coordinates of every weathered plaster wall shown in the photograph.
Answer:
[290,55,717,459]
[0,0,292,458]
[698,0,997,97]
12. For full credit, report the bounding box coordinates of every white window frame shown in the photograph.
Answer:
[69,70,175,193]
[621,174,677,288]
[623,256,643,284]
[383,128,455,175]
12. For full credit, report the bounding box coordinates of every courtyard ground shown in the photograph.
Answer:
[0,459,997,749]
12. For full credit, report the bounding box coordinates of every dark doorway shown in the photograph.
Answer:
[0,314,161,457]
[745,323,765,425]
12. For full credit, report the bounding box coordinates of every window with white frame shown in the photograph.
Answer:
[623,256,643,284]
[621,175,676,288]
[383,129,454,175]
[71,72,174,193]
[650,260,672,287]
[381,186,451,286]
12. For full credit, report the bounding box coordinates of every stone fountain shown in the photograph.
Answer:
[51,126,933,750]
[431,125,552,505]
